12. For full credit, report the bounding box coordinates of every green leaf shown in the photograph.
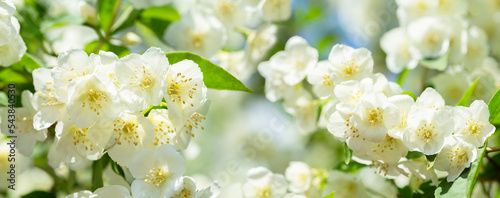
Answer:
[434,145,487,197]
[0,68,30,87]
[397,68,409,86]
[343,143,352,165]
[110,160,126,180]
[139,5,180,38]
[165,52,253,93]
[135,21,173,53]
[110,5,140,34]
[11,53,42,72]
[0,92,7,107]
[323,192,335,198]
[98,0,120,34]
[21,191,56,198]
[419,52,449,71]
[402,90,417,100]
[84,41,130,57]
[406,151,424,160]
[91,154,110,191]
[488,89,500,125]
[456,77,480,107]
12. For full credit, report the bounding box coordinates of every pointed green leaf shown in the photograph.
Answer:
[456,77,480,107]
[110,159,126,180]
[165,52,253,93]
[488,89,500,125]
[98,0,120,34]
[396,68,409,86]
[343,143,352,165]
[323,192,335,198]
[419,52,449,71]
[11,53,42,72]
[434,145,487,197]
[84,41,130,58]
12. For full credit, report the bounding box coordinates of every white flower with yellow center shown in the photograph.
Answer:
[242,166,288,198]
[464,26,489,71]
[258,60,294,102]
[380,27,418,73]
[328,44,373,83]
[400,156,439,186]
[451,100,495,147]
[48,137,92,170]
[211,0,246,28]
[366,135,408,165]
[54,118,113,161]
[32,68,66,130]
[283,89,318,134]
[431,71,471,105]
[163,9,226,58]
[274,36,318,86]
[307,60,335,99]
[146,109,181,149]
[436,0,467,16]
[403,109,454,155]
[261,0,292,22]
[165,60,206,116]
[434,137,477,182]
[396,0,437,25]
[387,94,414,139]
[246,24,278,63]
[351,92,400,142]
[373,73,403,97]
[285,161,312,193]
[129,144,185,198]
[407,17,452,60]
[66,74,122,128]
[107,112,155,167]
[333,78,374,115]
[1,91,47,156]
[117,47,169,111]
[172,176,196,198]
[407,87,445,121]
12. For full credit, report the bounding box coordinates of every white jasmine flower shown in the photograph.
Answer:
[283,89,318,134]
[431,71,471,105]
[443,17,468,65]
[396,0,437,25]
[373,73,403,97]
[464,26,489,71]
[323,170,368,198]
[258,60,294,102]
[211,0,247,28]
[172,176,196,198]
[107,112,155,167]
[163,9,226,58]
[408,87,445,120]
[246,24,278,63]
[0,35,26,67]
[436,0,467,16]
[387,94,414,139]
[54,118,113,161]
[403,109,454,155]
[328,44,373,83]
[129,144,185,198]
[434,137,477,182]
[351,92,400,142]
[0,1,17,45]
[333,78,374,114]
[318,98,338,128]
[66,185,132,198]
[261,0,292,22]
[366,135,408,164]
[66,74,122,128]
[45,25,98,55]
[48,138,92,170]
[452,100,495,147]
[307,60,335,99]
[32,68,66,130]
[407,17,452,60]
[285,161,312,193]
[1,91,46,156]
[328,111,372,154]
[380,27,418,73]
[242,166,288,198]
[400,156,439,186]
[117,47,169,111]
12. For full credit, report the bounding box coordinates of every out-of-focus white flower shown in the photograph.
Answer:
[32,68,66,130]
[407,17,452,60]
[242,166,288,198]
[351,92,400,142]
[79,1,97,26]
[217,51,252,81]
[66,185,132,198]
[258,60,294,102]
[436,0,467,17]
[284,194,307,198]
[283,89,318,134]
[117,47,169,111]
[400,156,439,186]
[396,0,437,25]
[434,137,477,182]
[129,144,185,198]
[54,118,113,161]
[1,91,46,156]
[443,17,467,65]
[261,0,291,22]
[210,0,247,28]
[0,0,17,45]
[307,60,335,99]
[431,71,471,105]
[246,24,278,63]
[129,0,172,9]
[380,27,418,73]
[107,112,155,167]
[372,73,403,97]
[0,35,26,67]
[403,109,454,155]
[285,161,312,193]
[164,10,226,58]
[66,74,122,128]
[318,98,338,128]
[464,26,489,71]
[356,167,398,197]
[452,100,495,147]
[322,170,368,198]
[328,44,373,83]
[45,25,98,55]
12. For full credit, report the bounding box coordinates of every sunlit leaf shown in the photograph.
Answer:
[456,77,480,107]
[323,192,335,198]
[419,53,448,71]
[98,0,120,34]
[165,52,253,93]
[343,143,352,165]
[84,41,130,57]
[488,89,500,125]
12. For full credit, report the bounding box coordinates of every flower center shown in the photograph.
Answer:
[113,120,140,146]
[144,168,169,187]
[72,126,93,151]
[463,118,484,137]
[254,185,271,198]
[398,111,408,128]
[416,123,437,143]
[321,74,333,86]
[446,147,468,168]
[151,119,175,146]
[368,108,383,125]
[15,113,32,134]
[167,72,196,107]
[39,81,61,106]
[342,60,359,78]
[130,66,154,91]
[183,112,206,137]
[82,89,107,115]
